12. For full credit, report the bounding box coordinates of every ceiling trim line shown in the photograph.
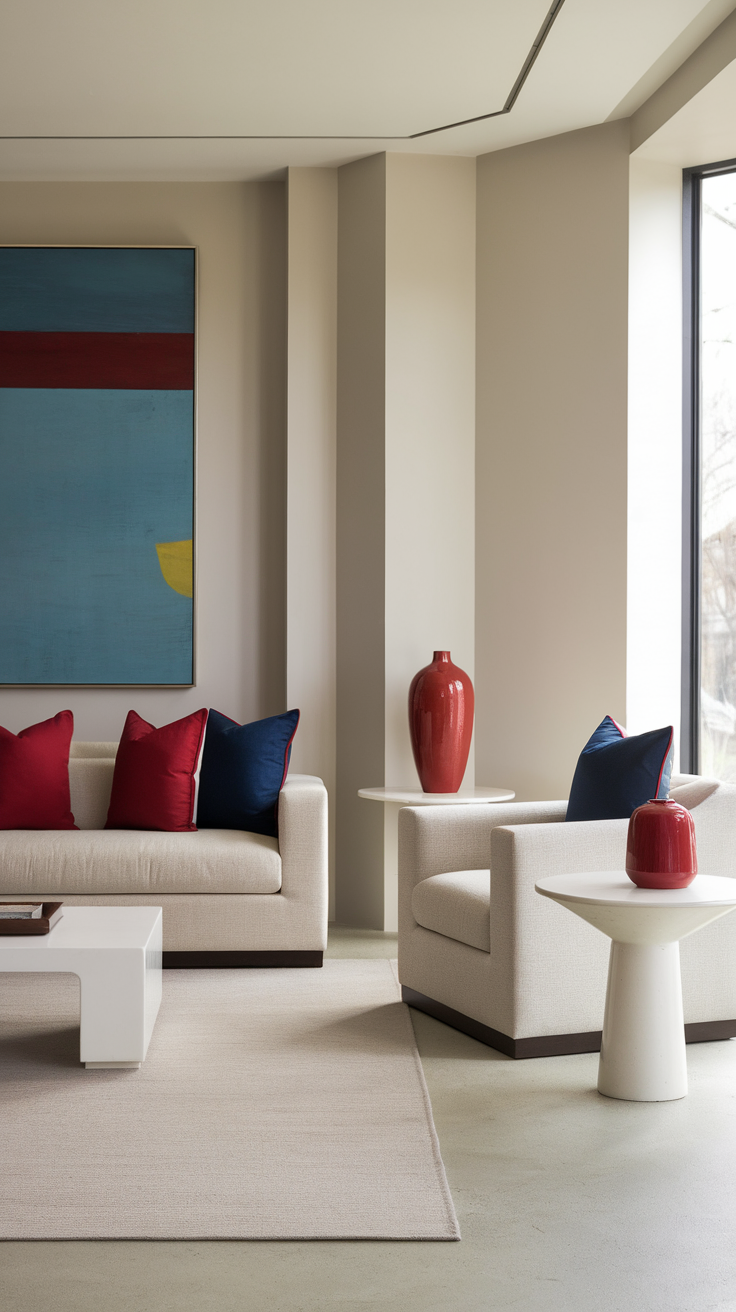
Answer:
[0,0,566,146]
[409,0,566,138]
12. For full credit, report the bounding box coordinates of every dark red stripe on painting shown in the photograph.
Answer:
[0,332,194,389]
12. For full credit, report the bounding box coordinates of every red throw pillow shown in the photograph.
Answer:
[0,711,77,829]
[105,708,208,831]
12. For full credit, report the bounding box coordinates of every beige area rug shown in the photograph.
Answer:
[0,960,459,1241]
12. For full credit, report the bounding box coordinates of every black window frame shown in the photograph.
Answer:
[682,156,736,773]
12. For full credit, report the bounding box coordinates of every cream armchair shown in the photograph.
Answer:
[398,776,736,1057]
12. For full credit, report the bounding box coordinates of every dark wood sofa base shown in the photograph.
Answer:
[401,986,736,1059]
[163,950,323,969]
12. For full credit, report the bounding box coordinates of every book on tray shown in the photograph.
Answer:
[0,903,45,919]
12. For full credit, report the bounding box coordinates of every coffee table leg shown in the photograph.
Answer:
[78,939,162,1068]
[597,940,688,1102]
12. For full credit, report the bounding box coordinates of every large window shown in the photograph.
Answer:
[686,163,736,778]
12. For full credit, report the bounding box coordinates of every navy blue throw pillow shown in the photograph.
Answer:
[566,716,674,823]
[196,709,300,837]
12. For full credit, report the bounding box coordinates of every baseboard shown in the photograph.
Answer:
[401,987,736,1059]
[163,950,323,969]
[684,1019,736,1043]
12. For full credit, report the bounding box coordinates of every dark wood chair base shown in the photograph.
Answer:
[163,950,323,969]
[401,986,736,1059]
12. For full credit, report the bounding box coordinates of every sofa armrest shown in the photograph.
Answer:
[398,801,568,937]
[277,774,329,946]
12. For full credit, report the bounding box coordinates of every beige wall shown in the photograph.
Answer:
[383,154,476,928]
[286,167,338,916]
[384,154,476,789]
[475,122,630,802]
[336,153,476,928]
[0,181,287,740]
[335,154,387,928]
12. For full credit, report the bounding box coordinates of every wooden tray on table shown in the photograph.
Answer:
[0,902,64,935]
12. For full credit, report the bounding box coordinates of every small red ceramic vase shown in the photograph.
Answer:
[408,651,474,793]
[625,798,697,889]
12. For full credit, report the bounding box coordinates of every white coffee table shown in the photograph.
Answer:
[0,906,162,1069]
[535,873,736,1102]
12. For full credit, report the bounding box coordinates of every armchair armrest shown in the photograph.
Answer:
[488,817,629,1036]
[398,800,568,935]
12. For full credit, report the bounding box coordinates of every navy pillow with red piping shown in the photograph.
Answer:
[566,716,674,822]
[196,708,300,837]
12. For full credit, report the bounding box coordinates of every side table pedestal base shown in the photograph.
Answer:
[598,941,687,1102]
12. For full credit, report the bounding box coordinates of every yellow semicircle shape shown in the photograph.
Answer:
[156,540,193,597]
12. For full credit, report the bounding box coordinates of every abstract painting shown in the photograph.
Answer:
[0,246,195,685]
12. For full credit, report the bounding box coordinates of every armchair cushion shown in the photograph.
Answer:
[412,869,491,953]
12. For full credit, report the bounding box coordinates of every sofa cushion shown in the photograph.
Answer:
[0,828,281,896]
[106,709,208,832]
[411,870,490,953]
[0,711,77,830]
[70,741,119,759]
[70,757,116,830]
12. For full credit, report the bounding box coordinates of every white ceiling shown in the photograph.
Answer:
[0,0,734,179]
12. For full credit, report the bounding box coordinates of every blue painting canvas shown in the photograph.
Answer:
[0,247,195,684]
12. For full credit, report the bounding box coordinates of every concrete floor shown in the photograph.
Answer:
[3,926,736,1312]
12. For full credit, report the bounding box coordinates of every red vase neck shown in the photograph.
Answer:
[433,651,451,663]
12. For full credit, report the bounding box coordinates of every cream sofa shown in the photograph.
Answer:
[0,742,328,965]
[398,774,736,1056]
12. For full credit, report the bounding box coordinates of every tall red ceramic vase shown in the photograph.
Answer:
[408,651,474,793]
[625,798,697,890]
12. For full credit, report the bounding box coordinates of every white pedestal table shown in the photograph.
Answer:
[535,873,736,1102]
[0,905,162,1068]
[359,786,515,932]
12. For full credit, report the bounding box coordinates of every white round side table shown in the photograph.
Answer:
[535,873,736,1102]
[359,785,515,932]
[358,786,515,806]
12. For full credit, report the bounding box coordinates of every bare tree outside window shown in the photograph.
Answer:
[700,172,736,778]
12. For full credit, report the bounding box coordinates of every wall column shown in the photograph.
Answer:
[336,152,476,929]
[286,167,338,917]
[475,122,631,802]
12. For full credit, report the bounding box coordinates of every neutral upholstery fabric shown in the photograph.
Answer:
[69,757,116,829]
[69,741,119,758]
[669,778,720,811]
[669,772,700,789]
[0,962,459,1240]
[6,757,328,952]
[398,785,736,1042]
[9,893,314,953]
[412,870,491,952]
[0,827,281,895]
